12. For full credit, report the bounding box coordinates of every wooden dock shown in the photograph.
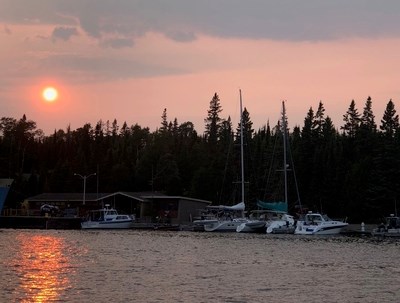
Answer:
[0,215,82,229]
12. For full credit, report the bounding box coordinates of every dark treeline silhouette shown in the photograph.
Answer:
[1,95,399,223]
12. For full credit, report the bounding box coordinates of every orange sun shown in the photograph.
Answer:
[42,87,58,102]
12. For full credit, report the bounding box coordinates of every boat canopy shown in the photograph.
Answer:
[207,202,245,211]
[257,200,288,213]
[228,202,245,210]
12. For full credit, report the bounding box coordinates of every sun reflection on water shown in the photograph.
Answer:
[11,233,73,302]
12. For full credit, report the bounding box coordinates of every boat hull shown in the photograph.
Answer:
[266,220,295,234]
[81,220,133,229]
[236,221,266,233]
[204,219,247,232]
[371,228,400,238]
[295,223,348,235]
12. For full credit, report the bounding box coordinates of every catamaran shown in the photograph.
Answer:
[237,101,296,234]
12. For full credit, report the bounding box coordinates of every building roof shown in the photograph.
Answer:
[27,192,110,202]
[27,192,211,205]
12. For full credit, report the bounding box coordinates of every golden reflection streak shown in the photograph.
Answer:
[12,234,72,302]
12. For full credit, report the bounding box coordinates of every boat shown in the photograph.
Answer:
[195,90,247,232]
[0,179,13,214]
[371,214,400,238]
[81,204,134,229]
[266,212,295,234]
[238,101,296,234]
[294,211,348,235]
[236,209,294,233]
[236,210,268,233]
[195,202,247,232]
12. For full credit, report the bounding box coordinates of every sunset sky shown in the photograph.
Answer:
[1,0,400,135]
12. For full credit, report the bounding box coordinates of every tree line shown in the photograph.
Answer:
[1,94,399,223]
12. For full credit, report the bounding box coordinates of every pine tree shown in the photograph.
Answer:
[220,117,233,147]
[341,99,360,137]
[380,99,399,137]
[322,116,336,139]
[204,93,223,145]
[301,107,314,140]
[111,119,119,137]
[360,96,377,133]
[235,107,253,143]
[313,101,326,137]
[160,108,168,133]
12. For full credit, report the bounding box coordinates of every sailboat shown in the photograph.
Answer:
[237,101,295,233]
[194,90,247,232]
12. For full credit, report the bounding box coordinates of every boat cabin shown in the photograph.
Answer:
[384,214,400,229]
[303,213,330,225]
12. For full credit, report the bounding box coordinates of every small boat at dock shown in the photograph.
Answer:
[294,212,348,235]
[371,214,400,238]
[193,202,247,232]
[81,205,134,229]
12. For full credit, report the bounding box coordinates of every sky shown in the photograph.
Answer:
[1,0,400,136]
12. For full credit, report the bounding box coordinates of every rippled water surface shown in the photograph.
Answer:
[1,229,399,302]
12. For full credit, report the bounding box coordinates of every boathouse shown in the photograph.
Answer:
[24,192,211,225]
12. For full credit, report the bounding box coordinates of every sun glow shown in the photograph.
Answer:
[42,87,58,102]
[12,233,73,302]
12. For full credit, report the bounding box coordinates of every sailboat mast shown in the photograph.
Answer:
[240,89,245,204]
[282,101,288,206]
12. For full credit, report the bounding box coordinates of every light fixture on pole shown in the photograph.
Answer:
[74,173,96,205]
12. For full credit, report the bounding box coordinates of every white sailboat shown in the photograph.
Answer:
[199,202,247,232]
[237,101,295,234]
[195,90,247,232]
[236,209,294,233]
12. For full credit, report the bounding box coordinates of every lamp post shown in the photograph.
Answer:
[74,173,96,205]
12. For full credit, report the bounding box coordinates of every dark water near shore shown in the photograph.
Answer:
[1,229,399,303]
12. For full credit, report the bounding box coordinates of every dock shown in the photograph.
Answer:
[0,215,82,229]
[340,223,373,236]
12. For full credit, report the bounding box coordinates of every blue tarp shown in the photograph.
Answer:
[0,179,13,213]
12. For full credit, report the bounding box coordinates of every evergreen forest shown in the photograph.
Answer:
[1,94,399,223]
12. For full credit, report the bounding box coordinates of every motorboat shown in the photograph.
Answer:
[371,214,400,237]
[81,205,134,229]
[40,204,60,216]
[294,212,348,235]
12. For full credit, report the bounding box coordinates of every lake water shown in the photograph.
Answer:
[0,229,399,303]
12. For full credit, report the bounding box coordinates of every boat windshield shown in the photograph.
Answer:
[306,214,323,222]
[322,214,332,221]
[105,210,118,216]
[387,216,400,228]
